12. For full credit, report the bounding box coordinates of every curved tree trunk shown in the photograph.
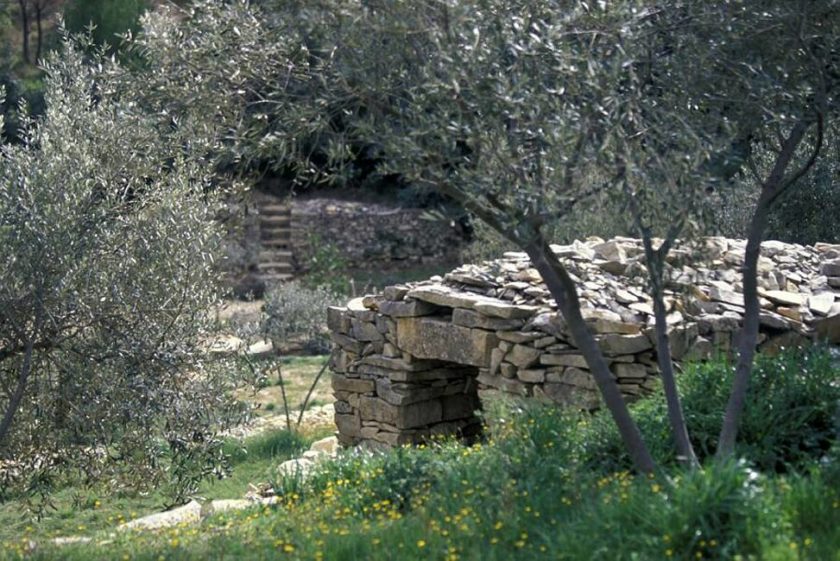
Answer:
[526,237,658,474]
[717,119,816,458]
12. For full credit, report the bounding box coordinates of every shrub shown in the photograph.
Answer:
[261,281,344,354]
[581,347,840,473]
[0,42,243,504]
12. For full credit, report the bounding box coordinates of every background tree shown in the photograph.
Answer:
[63,0,147,53]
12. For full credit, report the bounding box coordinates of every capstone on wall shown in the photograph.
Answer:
[328,236,840,449]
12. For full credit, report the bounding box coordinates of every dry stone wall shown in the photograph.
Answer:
[328,236,840,449]
[291,198,466,269]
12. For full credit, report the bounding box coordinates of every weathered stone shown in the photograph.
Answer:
[776,307,803,322]
[374,377,466,406]
[813,313,840,344]
[334,400,353,414]
[808,293,835,316]
[351,318,383,342]
[541,382,600,409]
[592,240,627,262]
[327,306,347,333]
[335,411,362,438]
[476,370,529,395]
[452,308,526,330]
[383,285,410,301]
[347,297,369,313]
[332,374,375,394]
[548,367,597,390]
[518,369,546,383]
[359,355,440,372]
[506,344,541,368]
[378,299,440,318]
[499,363,518,379]
[121,501,203,530]
[759,311,791,331]
[397,317,497,367]
[597,333,653,356]
[473,301,540,319]
[496,330,544,343]
[760,290,806,307]
[359,396,442,429]
[819,260,840,277]
[709,286,744,307]
[489,348,505,377]
[612,363,647,379]
[406,285,489,309]
[540,353,588,368]
[684,337,714,361]
[331,333,364,354]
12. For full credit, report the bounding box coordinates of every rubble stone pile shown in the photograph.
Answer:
[328,236,840,449]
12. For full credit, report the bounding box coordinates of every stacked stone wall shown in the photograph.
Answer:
[329,237,840,449]
[291,198,465,270]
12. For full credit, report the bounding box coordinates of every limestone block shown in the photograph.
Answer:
[378,299,440,318]
[542,383,600,409]
[406,285,491,309]
[548,367,597,390]
[813,313,840,344]
[351,318,383,342]
[332,373,375,394]
[473,301,539,319]
[760,290,806,307]
[596,333,653,356]
[374,377,466,406]
[612,363,647,379]
[506,344,541,368]
[360,354,441,372]
[334,400,353,414]
[452,308,526,330]
[310,436,339,455]
[759,311,791,331]
[517,369,546,383]
[684,337,713,361]
[327,306,348,333]
[489,348,504,377]
[359,396,443,429]
[383,285,409,301]
[808,293,835,316]
[121,500,203,530]
[476,370,530,396]
[335,411,362,438]
[331,333,364,354]
[540,353,588,368]
[397,317,497,367]
[387,367,474,383]
[819,260,840,277]
[496,331,544,343]
[499,363,518,378]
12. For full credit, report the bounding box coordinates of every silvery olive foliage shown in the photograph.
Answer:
[262,282,344,354]
[0,41,245,503]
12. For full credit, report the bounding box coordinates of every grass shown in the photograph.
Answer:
[3,348,838,560]
[0,429,323,547]
[0,352,334,547]
[235,355,333,421]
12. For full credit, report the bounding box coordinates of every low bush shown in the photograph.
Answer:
[261,281,345,354]
[582,347,840,473]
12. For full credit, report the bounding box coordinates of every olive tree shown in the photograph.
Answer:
[126,0,838,471]
[653,1,840,458]
[0,42,244,502]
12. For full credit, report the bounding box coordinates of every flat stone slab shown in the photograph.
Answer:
[397,317,497,367]
[121,500,202,530]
